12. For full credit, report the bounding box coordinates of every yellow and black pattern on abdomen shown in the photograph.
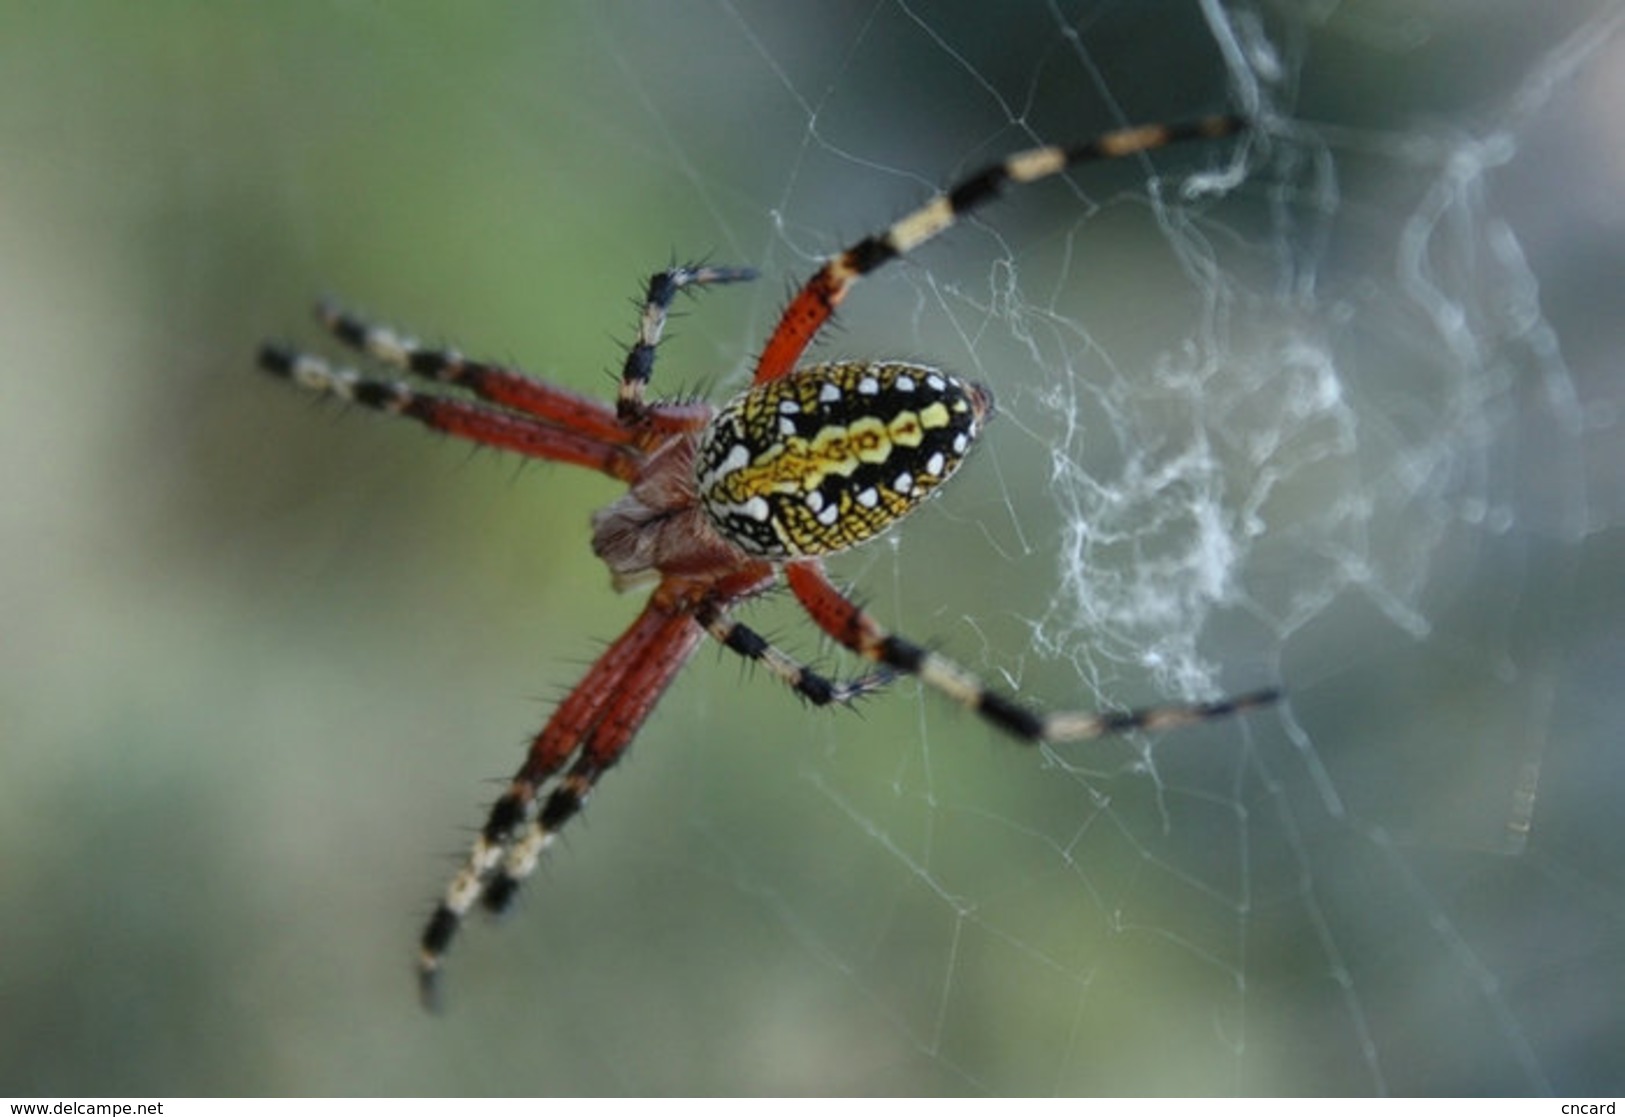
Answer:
[696,360,993,558]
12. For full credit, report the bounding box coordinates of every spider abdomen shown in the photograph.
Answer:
[695,361,993,558]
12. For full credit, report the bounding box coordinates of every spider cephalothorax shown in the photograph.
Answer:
[259,113,1275,1005]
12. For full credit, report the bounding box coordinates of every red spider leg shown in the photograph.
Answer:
[510,597,705,849]
[785,561,1277,743]
[258,345,639,481]
[418,594,702,1002]
[316,300,633,445]
[754,115,1244,383]
[485,601,704,906]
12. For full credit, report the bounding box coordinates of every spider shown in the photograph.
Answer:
[259,113,1276,1005]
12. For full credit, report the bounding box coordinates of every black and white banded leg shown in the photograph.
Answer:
[785,561,1279,744]
[617,263,758,421]
[695,602,892,707]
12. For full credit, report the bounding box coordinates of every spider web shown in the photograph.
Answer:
[3,0,1624,1099]
[575,1,1619,1094]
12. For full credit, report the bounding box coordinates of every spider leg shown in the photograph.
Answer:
[258,344,638,481]
[417,596,702,1005]
[314,300,630,444]
[618,263,758,422]
[784,562,1276,744]
[754,114,1244,382]
[696,601,893,707]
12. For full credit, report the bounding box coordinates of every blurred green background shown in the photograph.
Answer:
[3,1,1623,1097]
